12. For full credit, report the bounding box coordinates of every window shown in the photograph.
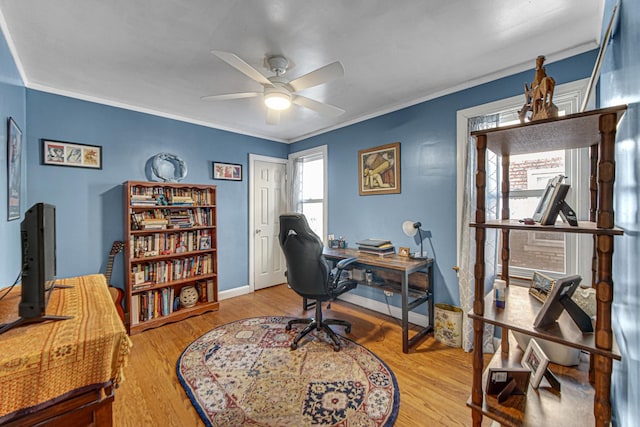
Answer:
[457,79,592,280]
[288,146,328,240]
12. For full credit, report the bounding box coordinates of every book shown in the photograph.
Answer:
[356,239,391,248]
[206,279,215,303]
[358,248,396,257]
[131,295,139,325]
[358,243,394,251]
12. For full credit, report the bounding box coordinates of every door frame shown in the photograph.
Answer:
[248,154,288,292]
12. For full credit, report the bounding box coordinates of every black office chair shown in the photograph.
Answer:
[279,213,357,351]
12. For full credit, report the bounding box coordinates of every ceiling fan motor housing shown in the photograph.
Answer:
[267,55,289,75]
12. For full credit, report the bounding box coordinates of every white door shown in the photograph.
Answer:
[253,159,287,290]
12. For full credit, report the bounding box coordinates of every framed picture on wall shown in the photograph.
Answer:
[42,139,103,169]
[358,142,401,195]
[213,162,242,181]
[7,117,22,221]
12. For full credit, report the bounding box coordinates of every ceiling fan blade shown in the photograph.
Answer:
[266,108,280,125]
[211,50,274,87]
[293,95,345,117]
[288,61,344,92]
[200,92,261,101]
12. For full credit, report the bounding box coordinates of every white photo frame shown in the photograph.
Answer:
[521,338,550,388]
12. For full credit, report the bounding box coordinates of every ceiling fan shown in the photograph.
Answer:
[202,50,345,125]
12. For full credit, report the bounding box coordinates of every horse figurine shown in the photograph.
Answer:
[518,56,559,123]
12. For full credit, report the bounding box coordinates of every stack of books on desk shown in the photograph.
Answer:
[356,239,395,256]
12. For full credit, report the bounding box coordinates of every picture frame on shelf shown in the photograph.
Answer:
[532,174,564,222]
[7,117,22,221]
[521,338,550,388]
[213,162,242,181]
[199,236,211,250]
[485,367,531,403]
[42,139,102,169]
[529,271,556,303]
[358,142,401,195]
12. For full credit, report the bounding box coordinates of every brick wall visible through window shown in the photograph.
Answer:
[500,155,565,274]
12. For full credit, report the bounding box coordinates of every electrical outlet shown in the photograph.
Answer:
[383,290,393,297]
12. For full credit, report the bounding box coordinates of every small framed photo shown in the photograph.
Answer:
[213,162,242,181]
[42,139,102,169]
[486,367,531,402]
[199,236,211,250]
[529,271,555,303]
[398,247,410,257]
[521,338,550,388]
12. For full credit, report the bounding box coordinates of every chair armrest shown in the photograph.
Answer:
[330,257,358,289]
[336,257,357,270]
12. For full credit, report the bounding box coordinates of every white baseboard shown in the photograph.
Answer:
[337,293,429,327]
[218,285,429,327]
[219,285,251,301]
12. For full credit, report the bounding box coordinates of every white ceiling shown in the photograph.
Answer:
[0,0,604,143]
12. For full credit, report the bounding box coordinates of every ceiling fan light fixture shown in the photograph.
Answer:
[264,87,291,110]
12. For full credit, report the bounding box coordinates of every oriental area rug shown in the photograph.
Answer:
[176,316,399,426]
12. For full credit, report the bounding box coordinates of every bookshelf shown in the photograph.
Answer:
[123,181,219,334]
[467,106,626,426]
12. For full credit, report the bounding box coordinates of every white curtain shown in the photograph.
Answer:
[287,157,303,213]
[459,114,500,353]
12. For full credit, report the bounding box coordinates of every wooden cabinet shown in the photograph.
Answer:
[467,106,626,426]
[123,181,219,334]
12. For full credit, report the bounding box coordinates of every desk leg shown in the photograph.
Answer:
[402,270,409,353]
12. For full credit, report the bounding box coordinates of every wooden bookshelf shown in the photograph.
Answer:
[123,181,219,334]
[468,106,627,426]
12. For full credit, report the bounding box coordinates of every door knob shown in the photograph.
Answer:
[255,229,262,234]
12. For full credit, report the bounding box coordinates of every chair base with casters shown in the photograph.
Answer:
[286,297,353,352]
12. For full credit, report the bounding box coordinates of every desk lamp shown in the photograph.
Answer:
[402,220,427,259]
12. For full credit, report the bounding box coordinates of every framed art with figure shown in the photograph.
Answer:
[7,117,22,221]
[358,142,401,196]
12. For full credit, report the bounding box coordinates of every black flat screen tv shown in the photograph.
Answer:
[0,203,70,335]
[19,202,57,318]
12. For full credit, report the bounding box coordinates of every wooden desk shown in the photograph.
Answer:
[0,274,132,426]
[323,248,434,353]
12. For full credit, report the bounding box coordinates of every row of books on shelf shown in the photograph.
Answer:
[131,230,213,258]
[131,254,214,286]
[130,187,214,205]
[130,280,215,324]
[130,208,213,230]
[356,239,396,256]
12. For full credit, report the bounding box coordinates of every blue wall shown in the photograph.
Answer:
[0,27,25,287]
[599,1,640,425]
[25,90,287,292]
[292,51,597,307]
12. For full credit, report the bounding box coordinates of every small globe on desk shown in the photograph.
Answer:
[179,286,199,308]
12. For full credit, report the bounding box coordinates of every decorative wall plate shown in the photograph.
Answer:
[150,152,188,182]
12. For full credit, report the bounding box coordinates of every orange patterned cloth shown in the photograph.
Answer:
[0,274,132,420]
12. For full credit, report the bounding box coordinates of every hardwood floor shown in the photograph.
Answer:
[113,284,490,426]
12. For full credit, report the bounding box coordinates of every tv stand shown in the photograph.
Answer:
[0,284,74,335]
[0,313,73,335]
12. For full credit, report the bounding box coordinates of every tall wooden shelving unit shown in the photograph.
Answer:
[123,181,219,335]
[467,106,626,426]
